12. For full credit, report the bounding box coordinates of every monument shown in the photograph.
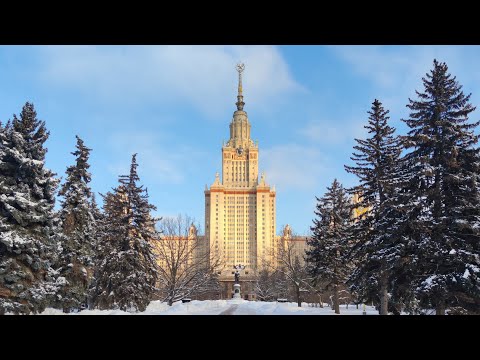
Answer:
[232,264,245,299]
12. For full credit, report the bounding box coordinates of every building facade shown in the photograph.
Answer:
[204,64,277,296]
[278,224,310,267]
[152,66,370,300]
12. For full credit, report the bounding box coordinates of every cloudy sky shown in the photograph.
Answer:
[1,45,480,234]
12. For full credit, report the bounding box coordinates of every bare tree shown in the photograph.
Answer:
[253,265,280,302]
[155,214,222,306]
[270,232,317,307]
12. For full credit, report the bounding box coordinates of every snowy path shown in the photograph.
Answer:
[219,304,239,315]
[38,300,379,315]
[230,304,256,315]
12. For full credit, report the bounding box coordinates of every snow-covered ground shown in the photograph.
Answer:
[39,300,378,315]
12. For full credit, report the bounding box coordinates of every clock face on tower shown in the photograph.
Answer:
[236,147,244,156]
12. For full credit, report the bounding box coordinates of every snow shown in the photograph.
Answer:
[449,249,456,255]
[424,275,436,286]
[0,230,31,248]
[56,277,67,286]
[35,300,379,315]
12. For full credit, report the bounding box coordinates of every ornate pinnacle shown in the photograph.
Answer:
[235,62,245,111]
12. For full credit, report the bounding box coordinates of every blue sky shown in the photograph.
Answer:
[1,45,480,235]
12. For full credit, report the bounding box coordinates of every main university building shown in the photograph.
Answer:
[161,64,309,299]
[204,64,284,295]
[156,64,366,299]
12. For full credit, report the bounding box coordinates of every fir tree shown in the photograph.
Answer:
[0,120,4,144]
[305,179,351,314]
[88,191,120,310]
[90,192,103,222]
[55,136,96,313]
[0,102,60,314]
[402,59,480,314]
[90,154,159,312]
[344,99,404,315]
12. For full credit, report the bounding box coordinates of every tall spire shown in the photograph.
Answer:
[228,62,253,149]
[235,62,245,111]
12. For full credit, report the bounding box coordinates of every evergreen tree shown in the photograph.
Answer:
[402,59,480,314]
[90,154,159,312]
[0,102,60,314]
[86,192,102,308]
[90,192,103,222]
[55,136,96,313]
[88,191,120,310]
[344,99,404,315]
[305,179,351,314]
[0,120,4,145]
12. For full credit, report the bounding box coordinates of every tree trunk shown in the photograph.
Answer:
[379,270,388,315]
[333,284,340,314]
[168,288,174,306]
[436,299,446,315]
[296,287,301,307]
[319,294,323,308]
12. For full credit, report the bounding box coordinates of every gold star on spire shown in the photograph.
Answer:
[235,62,245,111]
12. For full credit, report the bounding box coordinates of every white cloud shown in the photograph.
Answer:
[298,116,367,145]
[330,45,480,116]
[331,46,454,88]
[36,45,302,118]
[261,144,333,191]
[107,131,205,185]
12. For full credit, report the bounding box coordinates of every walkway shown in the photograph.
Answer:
[219,304,239,315]
[219,303,257,315]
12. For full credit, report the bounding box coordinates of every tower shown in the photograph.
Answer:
[204,64,276,295]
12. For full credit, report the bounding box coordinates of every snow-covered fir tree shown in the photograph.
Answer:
[344,99,404,315]
[305,179,351,314]
[0,103,60,314]
[85,192,103,305]
[90,154,159,312]
[55,136,96,313]
[402,59,480,314]
[90,192,103,223]
[88,190,119,310]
